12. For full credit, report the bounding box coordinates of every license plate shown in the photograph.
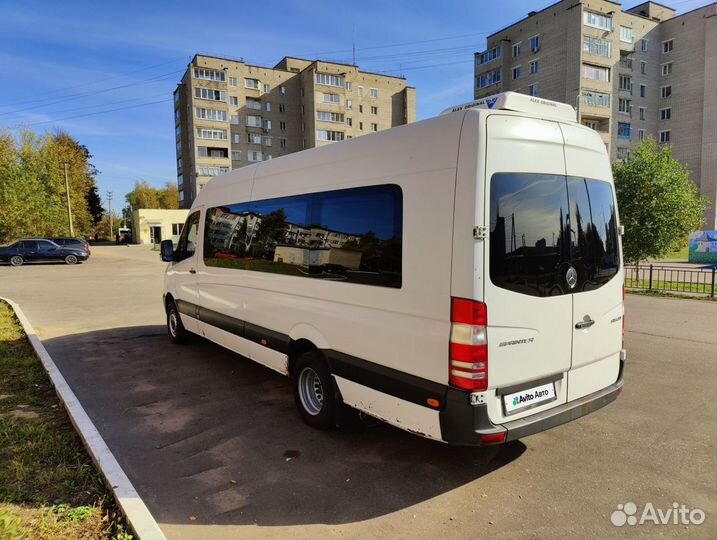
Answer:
[503,382,556,415]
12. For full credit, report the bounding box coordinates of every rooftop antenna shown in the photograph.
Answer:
[352,24,356,65]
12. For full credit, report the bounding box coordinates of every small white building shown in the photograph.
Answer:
[132,209,189,245]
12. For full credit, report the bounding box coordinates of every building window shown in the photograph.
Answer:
[477,68,501,88]
[640,39,648,52]
[279,121,286,131]
[512,42,521,57]
[530,35,540,52]
[662,39,674,53]
[196,128,227,140]
[582,90,610,107]
[248,151,263,162]
[229,77,237,87]
[619,74,632,92]
[246,98,262,110]
[660,107,672,120]
[638,129,645,141]
[233,134,240,143]
[230,114,239,125]
[529,60,539,74]
[263,83,271,93]
[264,102,271,112]
[198,146,229,159]
[198,166,230,176]
[279,103,285,113]
[582,120,597,130]
[359,122,363,130]
[345,81,352,91]
[316,130,345,141]
[584,11,612,31]
[618,98,631,114]
[371,123,378,131]
[639,107,646,120]
[346,117,352,127]
[620,55,633,69]
[661,85,672,98]
[477,46,502,65]
[620,26,633,43]
[358,86,364,97]
[316,73,345,87]
[172,223,184,235]
[194,68,225,82]
[195,87,227,102]
[232,151,241,161]
[280,86,286,95]
[662,62,673,76]
[583,36,611,57]
[280,138,287,149]
[583,64,610,82]
[359,104,363,113]
[640,61,647,75]
[245,78,260,89]
[370,88,378,99]
[370,106,378,114]
[346,99,353,110]
[529,83,538,97]
[195,108,227,121]
[322,93,340,104]
[230,96,238,106]
[617,122,632,140]
[512,65,521,80]
[617,147,629,160]
[639,84,646,98]
[263,136,272,147]
[659,130,671,143]
[245,115,261,128]
[263,119,272,130]
[317,111,345,123]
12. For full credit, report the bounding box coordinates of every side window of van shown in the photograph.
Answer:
[489,173,619,297]
[203,184,403,288]
[176,211,200,261]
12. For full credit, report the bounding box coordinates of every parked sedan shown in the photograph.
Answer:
[0,239,90,266]
[49,237,91,254]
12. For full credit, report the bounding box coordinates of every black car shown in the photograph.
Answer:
[0,239,90,266]
[50,237,91,253]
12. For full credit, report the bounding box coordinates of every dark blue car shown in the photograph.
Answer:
[0,239,90,266]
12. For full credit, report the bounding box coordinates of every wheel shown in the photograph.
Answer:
[64,254,78,265]
[9,255,23,267]
[167,301,190,344]
[293,351,340,430]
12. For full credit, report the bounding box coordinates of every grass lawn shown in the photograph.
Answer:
[661,244,689,260]
[0,301,132,540]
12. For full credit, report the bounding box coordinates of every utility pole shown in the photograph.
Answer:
[62,162,74,236]
[107,191,114,239]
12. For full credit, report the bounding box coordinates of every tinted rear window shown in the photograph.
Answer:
[490,173,619,296]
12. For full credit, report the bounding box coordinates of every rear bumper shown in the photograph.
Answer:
[439,359,625,445]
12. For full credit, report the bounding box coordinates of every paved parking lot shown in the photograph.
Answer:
[1,245,715,539]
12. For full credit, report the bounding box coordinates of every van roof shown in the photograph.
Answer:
[440,91,577,123]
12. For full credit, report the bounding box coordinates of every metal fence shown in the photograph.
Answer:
[625,264,717,297]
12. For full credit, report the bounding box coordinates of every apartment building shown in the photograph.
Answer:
[474,1,717,228]
[174,54,416,208]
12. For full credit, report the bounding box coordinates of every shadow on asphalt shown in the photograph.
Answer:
[44,325,526,526]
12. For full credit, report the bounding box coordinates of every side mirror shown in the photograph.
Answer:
[160,239,175,262]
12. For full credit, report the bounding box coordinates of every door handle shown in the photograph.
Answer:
[189,268,197,274]
[575,317,595,329]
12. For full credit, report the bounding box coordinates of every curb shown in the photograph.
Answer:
[0,297,167,540]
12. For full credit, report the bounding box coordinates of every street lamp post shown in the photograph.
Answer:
[62,162,74,236]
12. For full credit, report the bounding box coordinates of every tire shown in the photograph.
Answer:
[9,255,23,267]
[293,351,340,430]
[64,254,78,265]
[167,301,190,344]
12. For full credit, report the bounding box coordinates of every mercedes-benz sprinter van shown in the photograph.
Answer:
[161,92,625,445]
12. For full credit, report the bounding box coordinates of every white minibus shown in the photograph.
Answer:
[161,92,625,445]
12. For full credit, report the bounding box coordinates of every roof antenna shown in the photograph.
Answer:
[352,24,356,65]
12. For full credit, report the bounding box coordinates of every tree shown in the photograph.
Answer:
[158,181,179,209]
[86,185,104,225]
[125,180,178,210]
[613,138,707,264]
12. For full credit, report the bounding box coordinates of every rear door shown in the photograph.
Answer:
[561,124,623,400]
[484,114,573,421]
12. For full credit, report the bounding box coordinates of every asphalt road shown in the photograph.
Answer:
[1,245,715,540]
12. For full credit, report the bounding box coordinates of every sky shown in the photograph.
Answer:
[0,0,709,211]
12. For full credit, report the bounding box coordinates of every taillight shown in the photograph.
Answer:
[449,297,488,391]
